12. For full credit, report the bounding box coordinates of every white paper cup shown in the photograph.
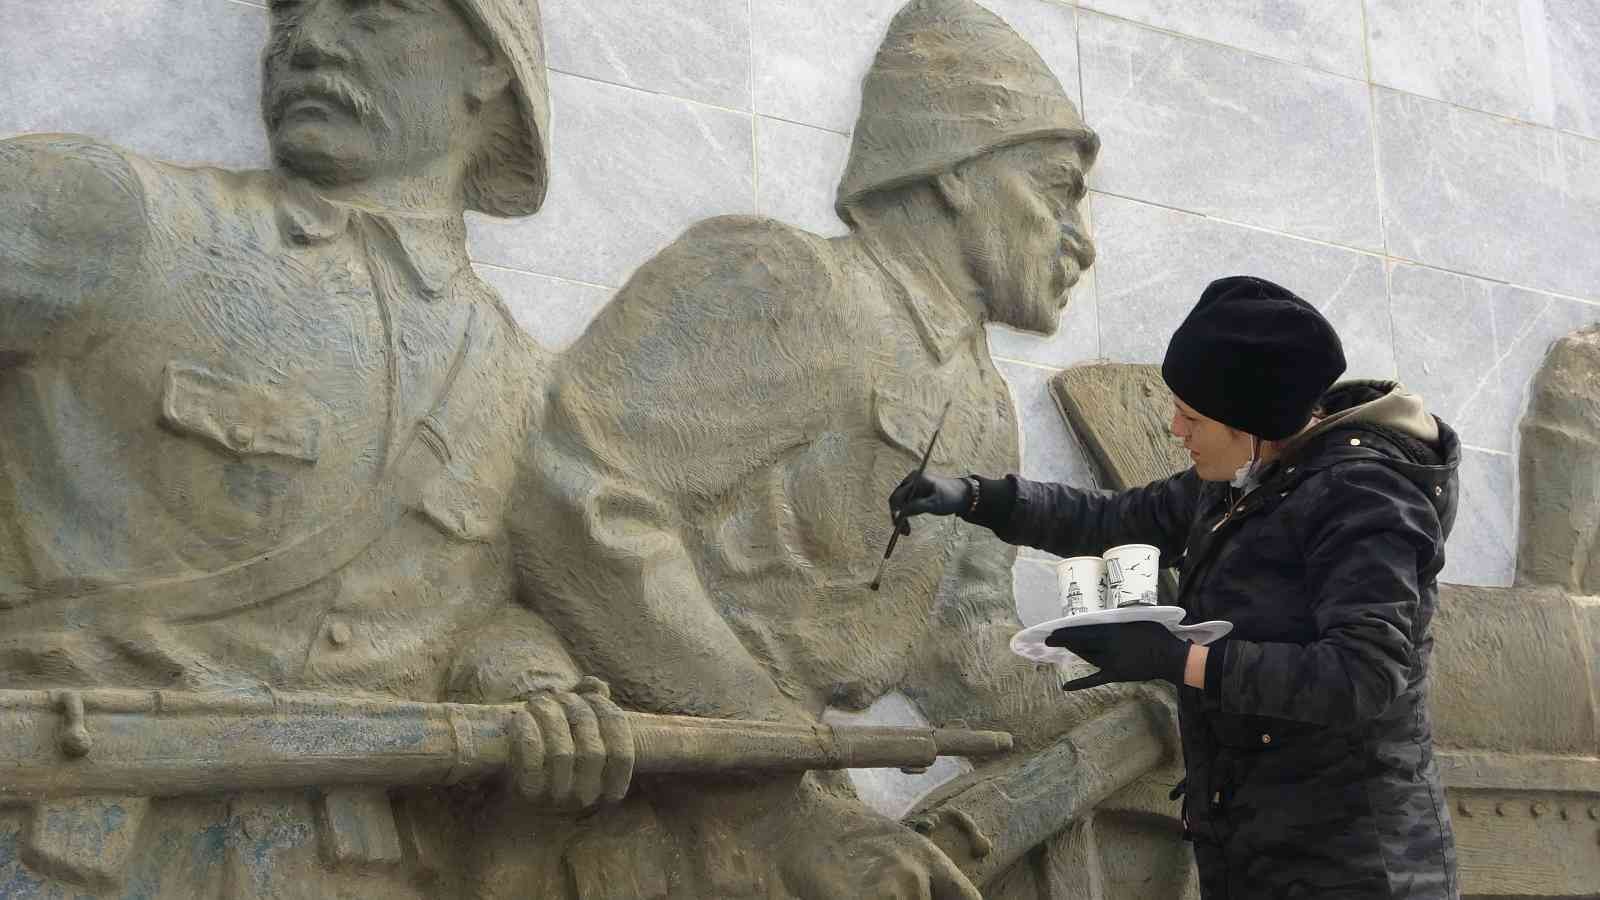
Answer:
[1103,543,1161,608]
[1056,556,1109,617]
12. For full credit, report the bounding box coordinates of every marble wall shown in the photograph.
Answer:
[4,1,1598,601]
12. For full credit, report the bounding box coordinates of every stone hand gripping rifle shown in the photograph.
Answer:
[0,688,1012,887]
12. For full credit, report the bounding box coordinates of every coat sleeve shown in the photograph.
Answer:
[0,136,148,360]
[1210,461,1438,725]
[986,470,1201,566]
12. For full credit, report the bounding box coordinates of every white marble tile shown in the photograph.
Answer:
[752,0,1082,134]
[1376,88,1600,302]
[997,358,1105,562]
[755,116,852,237]
[1389,263,1600,453]
[1366,0,1551,124]
[1547,0,1600,139]
[1014,557,1065,627]
[1442,448,1516,586]
[472,264,616,352]
[0,0,268,169]
[466,73,756,289]
[1079,12,1383,250]
[543,0,753,110]
[1090,193,1395,380]
[1082,0,1367,79]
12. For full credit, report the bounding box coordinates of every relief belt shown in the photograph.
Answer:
[0,688,1012,798]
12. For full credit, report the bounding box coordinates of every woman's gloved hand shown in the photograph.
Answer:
[1045,621,1191,691]
[888,471,972,533]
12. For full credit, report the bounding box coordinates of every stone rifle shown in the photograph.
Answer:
[0,687,1013,799]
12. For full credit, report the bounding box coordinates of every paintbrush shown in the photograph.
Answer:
[870,399,953,592]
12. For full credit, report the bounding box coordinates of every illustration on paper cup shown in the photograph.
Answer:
[1057,556,1109,616]
[1104,543,1160,607]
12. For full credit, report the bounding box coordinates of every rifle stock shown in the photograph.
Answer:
[0,688,1012,799]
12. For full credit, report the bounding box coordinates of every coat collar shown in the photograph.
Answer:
[852,228,983,363]
[274,177,470,301]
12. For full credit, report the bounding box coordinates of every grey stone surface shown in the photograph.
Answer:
[1078,12,1383,250]
[1366,0,1552,125]
[754,116,853,237]
[1389,263,1600,454]
[472,264,615,351]
[1548,0,1600,138]
[1080,0,1367,79]
[466,72,755,288]
[542,0,753,110]
[1090,193,1395,379]
[752,0,1081,134]
[1376,88,1600,301]
[1444,449,1516,586]
[0,0,268,169]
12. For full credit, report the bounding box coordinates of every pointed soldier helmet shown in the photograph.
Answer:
[835,0,1099,216]
[456,0,551,217]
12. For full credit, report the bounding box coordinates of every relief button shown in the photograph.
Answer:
[227,423,255,453]
[326,621,352,648]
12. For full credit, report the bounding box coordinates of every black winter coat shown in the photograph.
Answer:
[981,383,1461,899]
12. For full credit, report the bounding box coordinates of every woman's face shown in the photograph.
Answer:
[1170,398,1255,482]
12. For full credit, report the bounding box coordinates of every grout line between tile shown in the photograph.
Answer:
[1462,444,1513,457]
[1076,6,1600,145]
[470,260,619,291]
[1087,190,1600,307]
[223,0,265,9]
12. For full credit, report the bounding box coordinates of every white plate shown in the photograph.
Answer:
[1009,606,1234,668]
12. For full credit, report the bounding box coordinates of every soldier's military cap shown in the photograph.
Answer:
[836,0,1099,213]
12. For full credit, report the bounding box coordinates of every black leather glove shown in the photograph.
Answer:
[1045,621,1190,691]
[887,471,971,533]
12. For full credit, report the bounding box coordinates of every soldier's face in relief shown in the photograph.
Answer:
[945,138,1095,335]
[263,0,506,186]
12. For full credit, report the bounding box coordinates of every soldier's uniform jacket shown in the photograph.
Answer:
[0,135,563,898]
[519,214,1021,723]
[0,134,542,697]
[989,381,1461,899]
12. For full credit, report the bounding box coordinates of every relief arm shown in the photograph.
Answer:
[0,136,148,360]
[509,436,806,724]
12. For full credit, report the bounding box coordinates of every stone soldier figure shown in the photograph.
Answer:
[0,0,635,895]
[515,0,1123,894]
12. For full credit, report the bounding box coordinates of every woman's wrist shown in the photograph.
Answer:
[1183,645,1208,689]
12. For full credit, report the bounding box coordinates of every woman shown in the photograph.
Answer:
[891,276,1460,899]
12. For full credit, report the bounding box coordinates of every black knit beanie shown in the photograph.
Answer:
[1160,276,1346,441]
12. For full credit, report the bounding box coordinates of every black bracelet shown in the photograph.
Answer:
[964,475,981,517]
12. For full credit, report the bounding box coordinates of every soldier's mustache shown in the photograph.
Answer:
[268,75,382,129]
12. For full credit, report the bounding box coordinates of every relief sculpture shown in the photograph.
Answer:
[0,0,1121,896]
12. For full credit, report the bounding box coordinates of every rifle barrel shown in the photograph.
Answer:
[0,689,1011,799]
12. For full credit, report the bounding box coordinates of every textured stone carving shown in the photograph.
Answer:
[1048,354,1600,898]
[0,0,1116,896]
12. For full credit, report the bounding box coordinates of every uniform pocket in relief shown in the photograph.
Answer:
[160,361,326,463]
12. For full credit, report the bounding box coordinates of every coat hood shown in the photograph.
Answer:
[1281,380,1461,534]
